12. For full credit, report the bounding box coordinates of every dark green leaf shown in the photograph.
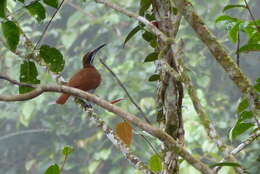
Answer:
[144,52,158,62]
[210,162,241,168]
[139,0,151,16]
[142,31,156,42]
[238,111,253,122]
[149,154,163,172]
[229,122,255,140]
[237,98,249,113]
[223,4,246,11]
[256,77,260,83]
[19,61,40,94]
[150,39,157,48]
[18,0,25,2]
[123,25,142,47]
[229,22,240,43]
[239,43,260,53]
[43,0,59,8]
[2,21,20,51]
[145,13,155,21]
[215,15,240,23]
[44,164,60,174]
[0,0,7,18]
[62,146,74,156]
[148,74,160,82]
[26,1,46,22]
[40,45,65,73]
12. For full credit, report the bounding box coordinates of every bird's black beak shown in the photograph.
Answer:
[91,43,106,55]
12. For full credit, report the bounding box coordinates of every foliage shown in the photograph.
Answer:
[0,0,259,174]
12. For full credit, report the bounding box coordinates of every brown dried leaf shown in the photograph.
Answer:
[115,121,132,146]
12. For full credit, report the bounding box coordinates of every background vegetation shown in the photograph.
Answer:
[0,0,259,174]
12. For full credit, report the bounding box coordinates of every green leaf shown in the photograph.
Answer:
[149,154,163,172]
[123,25,142,47]
[237,98,249,113]
[18,0,25,3]
[256,77,260,83]
[215,15,239,23]
[62,146,74,156]
[142,31,156,42]
[248,32,260,44]
[0,0,7,18]
[238,111,253,122]
[40,45,65,73]
[229,22,240,43]
[223,4,246,11]
[144,52,158,62]
[43,0,59,8]
[148,74,160,82]
[26,1,46,22]
[210,162,241,168]
[139,0,151,16]
[19,61,40,94]
[2,21,20,51]
[239,43,260,53]
[229,122,255,140]
[254,83,260,92]
[44,164,60,174]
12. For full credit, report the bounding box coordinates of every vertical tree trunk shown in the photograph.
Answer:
[152,1,184,173]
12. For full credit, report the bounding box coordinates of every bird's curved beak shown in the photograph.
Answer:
[91,43,106,55]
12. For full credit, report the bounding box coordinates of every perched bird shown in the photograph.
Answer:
[56,44,105,104]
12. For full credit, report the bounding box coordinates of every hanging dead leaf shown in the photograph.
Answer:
[115,121,132,146]
[110,98,126,104]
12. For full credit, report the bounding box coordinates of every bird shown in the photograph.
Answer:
[56,44,105,104]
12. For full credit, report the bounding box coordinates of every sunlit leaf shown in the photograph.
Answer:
[43,0,59,8]
[44,164,60,174]
[62,146,74,156]
[116,121,132,146]
[223,4,246,11]
[40,45,65,73]
[248,32,260,44]
[144,52,158,62]
[19,61,40,94]
[148,74,160,82]
[239,43,260,53]
[0,0,7,18]
[229,22,240,43]
[26,1,46,22]
[229,122,255,140]
[237,98,249,113]
[215,15,240,23]
[210,162,241,168]
[1,21,20,51]
[149,154,163,172]
[123,25,142,47]
[139,0,151,16]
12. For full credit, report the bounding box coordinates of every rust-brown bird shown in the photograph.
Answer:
[56,44,105,104]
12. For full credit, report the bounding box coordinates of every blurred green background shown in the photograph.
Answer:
[0,0,259,173]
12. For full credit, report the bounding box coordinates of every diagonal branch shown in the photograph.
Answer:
[171,0,255,96]
[0,75,215,174]
[99,59,151,124]
[85,108,154,174]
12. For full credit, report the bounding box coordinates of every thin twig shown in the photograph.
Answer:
[243,0,260,32]
[236,32,240,66]
[99,59,151,124]
[0,129,50,142]
[33,0,66,51]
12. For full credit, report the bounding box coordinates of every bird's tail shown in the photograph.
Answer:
[56,94,70,104]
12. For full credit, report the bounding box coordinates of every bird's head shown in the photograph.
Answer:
[83,43,106,67]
